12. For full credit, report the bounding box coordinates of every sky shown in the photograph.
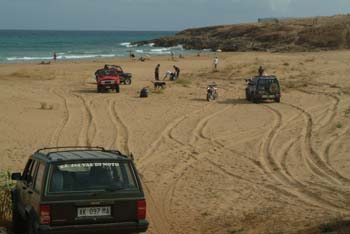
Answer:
[1,0,350,31]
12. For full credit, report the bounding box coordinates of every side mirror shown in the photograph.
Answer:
[11,172,22,181]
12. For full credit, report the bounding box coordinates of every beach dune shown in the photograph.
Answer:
[1,51,350,234]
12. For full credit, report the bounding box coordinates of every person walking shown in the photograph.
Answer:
[53,51,57,61]
[213,56,219,71]
[155,64,160,81]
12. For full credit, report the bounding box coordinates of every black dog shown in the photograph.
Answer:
[153,81,166,89]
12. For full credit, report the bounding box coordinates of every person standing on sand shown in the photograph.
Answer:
[258,66,265,76]
[155,64,160,81]
[173,65,180,79]
[213,56,219,71]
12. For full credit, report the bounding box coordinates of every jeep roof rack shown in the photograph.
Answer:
[34,146,132,161]
[36,146,106,155]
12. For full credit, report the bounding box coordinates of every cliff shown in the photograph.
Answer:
[136,14,350,52]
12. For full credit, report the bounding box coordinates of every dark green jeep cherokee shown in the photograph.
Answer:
[11,147,148,234]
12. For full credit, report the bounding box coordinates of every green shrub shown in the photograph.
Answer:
[0,171,14,223]
[336,122,342,128]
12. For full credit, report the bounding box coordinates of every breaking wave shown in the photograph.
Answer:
[6,54,117,61]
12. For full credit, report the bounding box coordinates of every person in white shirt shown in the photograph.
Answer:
[213,56,219,71]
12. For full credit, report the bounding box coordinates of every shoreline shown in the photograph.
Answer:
[1,49,350,66]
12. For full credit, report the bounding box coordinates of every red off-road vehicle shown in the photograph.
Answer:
[95,69,121,93]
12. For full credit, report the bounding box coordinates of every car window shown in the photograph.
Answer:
[102,70,117,76]
[23,159,38,186]
[34,163,46,192]
[48,161,138,193]
[258,79,278,86]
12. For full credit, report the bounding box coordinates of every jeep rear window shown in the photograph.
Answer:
[258,79,279,88]
[48,161,138,193]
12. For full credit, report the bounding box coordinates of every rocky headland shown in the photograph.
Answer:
[136,14,350,52]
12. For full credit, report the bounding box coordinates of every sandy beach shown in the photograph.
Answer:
[1,51,350,234]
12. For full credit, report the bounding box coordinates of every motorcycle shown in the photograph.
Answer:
[207,84,218,101]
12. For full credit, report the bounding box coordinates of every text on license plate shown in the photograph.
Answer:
[77,206,111,217]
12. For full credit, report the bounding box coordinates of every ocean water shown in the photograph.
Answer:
[0,30,198,63]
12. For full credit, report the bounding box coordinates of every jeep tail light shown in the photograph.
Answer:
[137,200,146,220]
[40,205,50,225]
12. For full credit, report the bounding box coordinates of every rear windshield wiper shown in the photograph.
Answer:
[104,186,126,192]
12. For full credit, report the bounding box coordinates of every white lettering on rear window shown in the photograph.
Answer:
[58,162,119,169]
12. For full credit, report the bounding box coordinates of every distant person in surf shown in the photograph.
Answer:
[53,52,57,61]
[155,64,160,81]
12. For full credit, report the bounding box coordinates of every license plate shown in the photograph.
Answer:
[77,206,111,217]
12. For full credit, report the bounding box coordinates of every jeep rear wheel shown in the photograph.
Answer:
[115,84,120,93]
[26,216,37,234]
[275,97,280,103]
[12,206,26,234]
[124,78,131,85]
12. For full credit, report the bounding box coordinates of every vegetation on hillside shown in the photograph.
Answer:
[136,14,350,52]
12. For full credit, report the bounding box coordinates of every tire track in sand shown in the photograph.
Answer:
[305,92,350,183]
[137,103,219,234]
[277,89,350,188]
[108,98,130,154]
[137,103,212,169]
[181,105,315,211]
[323,128,350,172]
[260,104,349,213]
[106,98,119,150]
[73,94,97,147]
[283,101,347,185]
[48,89,70,146]
[160,104,301,230]
[141,176,172,234]
[141,104,236,232]
[160,105,234,232]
